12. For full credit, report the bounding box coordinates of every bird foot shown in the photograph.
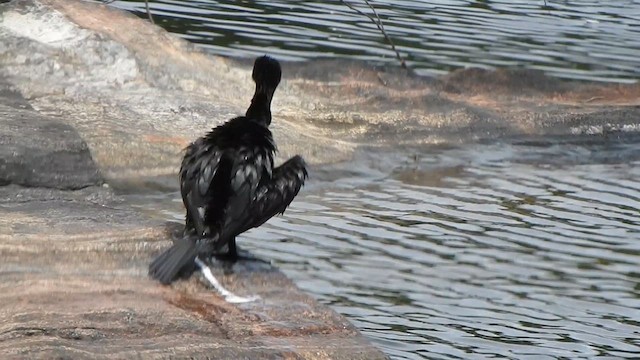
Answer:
[214,249,272,265]
[194,257,260,303]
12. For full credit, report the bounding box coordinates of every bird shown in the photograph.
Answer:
[149,55,308,286]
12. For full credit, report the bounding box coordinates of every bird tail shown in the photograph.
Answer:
[148,236,200,285]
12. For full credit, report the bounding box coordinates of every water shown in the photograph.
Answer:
[109,0,640,83]
[131,135,640,359]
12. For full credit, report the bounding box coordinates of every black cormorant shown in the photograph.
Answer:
[149,56,308,286]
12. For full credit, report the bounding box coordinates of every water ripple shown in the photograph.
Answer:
[230,136,640,359]
[112,0,640,82]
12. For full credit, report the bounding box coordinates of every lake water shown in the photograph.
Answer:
[110,0,640,83]
[288,138,640,359]
[110,1,640,359]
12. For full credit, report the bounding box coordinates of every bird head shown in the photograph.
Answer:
[252,55,282,93]
[246,55,282,126]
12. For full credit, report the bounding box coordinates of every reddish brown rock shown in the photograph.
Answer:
[0,183,387,359]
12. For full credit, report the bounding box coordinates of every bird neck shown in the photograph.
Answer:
[245,88,273,126]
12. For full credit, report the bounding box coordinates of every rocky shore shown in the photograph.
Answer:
[0,0,389,358]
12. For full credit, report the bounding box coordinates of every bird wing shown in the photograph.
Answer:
[214,146,273,248]
[181,140,273,250]
[179,139,229,238]
[238,155,308,232]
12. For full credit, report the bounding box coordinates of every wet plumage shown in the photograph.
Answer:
[149,56,308,285]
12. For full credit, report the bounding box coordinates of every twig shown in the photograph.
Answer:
[101,0,154,23]
[340,0,407,69]
[145,0,155,24]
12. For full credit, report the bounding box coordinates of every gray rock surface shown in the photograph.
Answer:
[0,79,102,189]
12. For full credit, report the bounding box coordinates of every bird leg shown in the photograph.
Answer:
[228,236,238,258]
[194,257,260,303]
[213,237,272,264]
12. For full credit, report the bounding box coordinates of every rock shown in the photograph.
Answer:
[0,182,380,358]
[0,180,385,358]
[437,67,570,95]
[0,80,102,189]
[0,140,387,358]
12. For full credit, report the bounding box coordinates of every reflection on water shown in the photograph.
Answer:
[133,135,640,359]
[111,0,640,82]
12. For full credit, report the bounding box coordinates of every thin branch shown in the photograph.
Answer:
[101,0,154,23]
[145,0,155,24]
[340,0,407,69]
